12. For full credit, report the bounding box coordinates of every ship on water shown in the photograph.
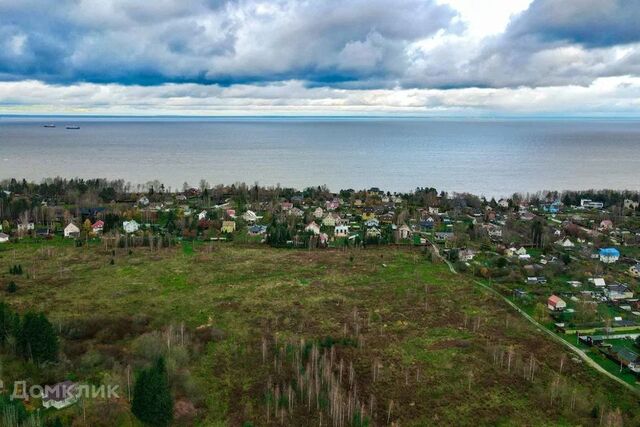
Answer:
[43,124,56,128]
[65,125,80,130]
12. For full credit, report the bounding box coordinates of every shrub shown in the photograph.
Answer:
[6,281,17,293]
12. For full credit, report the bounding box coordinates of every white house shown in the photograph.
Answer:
[123,220,140,234]
[63,223,80,238]
[497,199,509,208]
[313,207,324,219]
[137,196,150,206]
[305,221,321,235]
[242,210,258,223]
[17,222,35,233]
[624,199,639,210]
[398,224,412,240]
[556,238,575,248]
[0,233,9,243]
[459,249,476,262]
[593,278,606,288]
[335,225,349,238]
[198,210,208,221]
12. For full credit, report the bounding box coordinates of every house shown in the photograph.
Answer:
[580,199,604,209]
[434,232,454,242]
[0,233,8,243]
[137,196,150,206]
[123,220,140,234]
[353,199,364,208]
[605,283,634,301]
[599,219,614,231]
[64,223,80,238]
[248,225,267,236]
[42,381,78,410]
[419,217,435,230]
[226,209,236,219]
[459,249,476,262]
[364,219,380,228]
[593,278,606,288]
[335,225,349,237]
[322,213,338,227]
[305,221,321,235]
[198,210,208,221]
[17,222,35,233]
[428,207,439,215]
[398,224,412,240]
[624,199,639,210]
[281,202,293,211]
[629,263,640,278]
[361,209,376,221]
[325,199,340,211]
[366,227,381,238]
[497,199,509,208]
[599,247,620,263]
[242,210,258,223]
[289,207,304,217]
[548,295,567,311]
[221,221,236,233]
[92,220,104,234]
[556,238,575,248]
[313,207,324,219]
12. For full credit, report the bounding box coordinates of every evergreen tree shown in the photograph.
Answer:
[132,358,173,426]
[0,303,18,346]
[17,312,58,363]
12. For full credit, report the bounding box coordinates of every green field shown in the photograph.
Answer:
[0,240,639,426]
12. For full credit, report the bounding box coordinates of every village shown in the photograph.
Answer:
[2,179,640,403]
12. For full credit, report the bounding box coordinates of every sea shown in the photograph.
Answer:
[1,116,639,198]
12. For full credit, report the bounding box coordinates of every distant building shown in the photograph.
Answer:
[305,221,321,235]
[123,220,140,234]
[335,225,349,238]
[0,233,9,243]
[221,221,236,233]
[599,247,620,263]
[605,283,633,301]
[580,199,604,209]
[547,295,566,311]
[64,223,80,238]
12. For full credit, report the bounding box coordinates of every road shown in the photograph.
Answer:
[474,280,640,394]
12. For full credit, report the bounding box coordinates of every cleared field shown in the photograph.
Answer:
[0,241,638,426]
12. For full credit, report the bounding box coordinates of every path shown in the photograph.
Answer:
[474,280,639,394]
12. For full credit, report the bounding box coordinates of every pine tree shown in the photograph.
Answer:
[0,303,18,346]
[17,312,58,363]
[132,358,173,426]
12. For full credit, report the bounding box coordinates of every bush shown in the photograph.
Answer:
[132,358,173,426]
[6,281,17,293]
[17,312,58,363]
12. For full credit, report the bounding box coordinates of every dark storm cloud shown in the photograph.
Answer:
[0,0,456,85]
[506,0,640,47]
[1,0,640,90]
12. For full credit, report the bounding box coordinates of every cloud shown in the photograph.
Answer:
[2,76,640,116]
[0,0,456,86]
[506,0,640,47]
[1,0,640,115]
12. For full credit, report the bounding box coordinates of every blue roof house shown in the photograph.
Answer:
[599,248,620,264]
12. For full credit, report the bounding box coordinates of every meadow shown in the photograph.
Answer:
[0,240,638,426]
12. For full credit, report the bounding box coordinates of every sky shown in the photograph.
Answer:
[1,0,640,116]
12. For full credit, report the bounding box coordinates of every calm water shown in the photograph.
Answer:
[1,117,639,197]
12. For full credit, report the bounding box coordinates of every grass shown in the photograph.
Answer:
[0,242,639,425]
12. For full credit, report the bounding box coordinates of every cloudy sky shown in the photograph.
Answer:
[1,0,639,116]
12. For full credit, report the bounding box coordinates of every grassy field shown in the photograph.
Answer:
[0,240,639,426]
